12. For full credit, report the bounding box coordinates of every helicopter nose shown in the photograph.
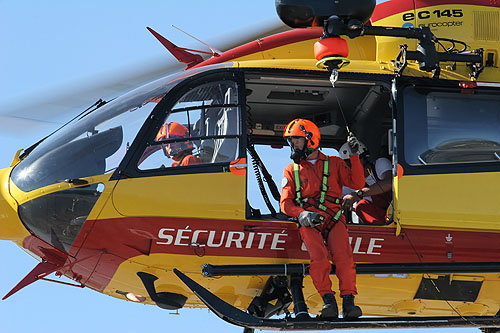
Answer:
[0,167,30,241]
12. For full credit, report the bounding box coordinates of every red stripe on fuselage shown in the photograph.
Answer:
[192,28,323,68]
[372,0,416,23]
[27,216,498,292]
[371,0,500,23]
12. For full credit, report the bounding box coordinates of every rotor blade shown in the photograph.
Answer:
[0,18,288,138]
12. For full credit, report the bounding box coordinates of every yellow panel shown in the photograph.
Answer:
[86,180,120,220]
[102,253,500,317]
[238,59,395,75]
[396,172,500,231]
[9,173,112,205]
[237,56,500,82]
[231,4,500,81]
[474,10,499,41]
[112,172,245,220]
[370,4,500,81]
[0,167,30,240]
[231,35,377,63]
[103,253,305,310]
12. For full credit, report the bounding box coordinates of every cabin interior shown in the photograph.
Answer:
[242,70,393,220]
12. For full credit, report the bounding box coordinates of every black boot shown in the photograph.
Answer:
[342,294,362,319]
[319,293,338,320]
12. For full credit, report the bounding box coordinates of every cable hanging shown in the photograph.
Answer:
[246,106,281,217]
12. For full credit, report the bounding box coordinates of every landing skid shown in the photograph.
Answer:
[173,268,500,330]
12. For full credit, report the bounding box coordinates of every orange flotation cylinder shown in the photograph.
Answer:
[314,37,349,61]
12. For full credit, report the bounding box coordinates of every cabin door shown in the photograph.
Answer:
[393,78,500,231]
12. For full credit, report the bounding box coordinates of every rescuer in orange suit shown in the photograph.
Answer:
[156,122,202,167]
[280,119,365,320]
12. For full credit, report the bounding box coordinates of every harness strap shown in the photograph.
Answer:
[293,158,343,227]
[318,159,330,211]
[293,163,303,207]
[302,197,341,219]
[321,210,342,241]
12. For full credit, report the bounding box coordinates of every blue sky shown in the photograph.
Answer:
[0,1,481,332]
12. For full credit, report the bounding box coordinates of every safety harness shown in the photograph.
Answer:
[293,158,343,233]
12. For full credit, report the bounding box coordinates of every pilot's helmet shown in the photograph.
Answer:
[339,140,369,160]
[156,122,194,157]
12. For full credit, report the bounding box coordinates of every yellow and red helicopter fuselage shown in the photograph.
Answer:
[2,0,500,330]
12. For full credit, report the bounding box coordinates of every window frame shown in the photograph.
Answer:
[111,69,247,179]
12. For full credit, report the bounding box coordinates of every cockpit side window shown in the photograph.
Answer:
[138,80,241,170]
[403,88,500,166]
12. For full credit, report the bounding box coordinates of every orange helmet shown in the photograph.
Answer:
[283,119,321,149]
[155,122,193,157]
[156,122,190,141]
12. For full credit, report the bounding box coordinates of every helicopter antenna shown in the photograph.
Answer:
[172,25,222,57]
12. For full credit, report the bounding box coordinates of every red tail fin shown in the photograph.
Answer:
[3,261,61,300]
[147,27,203,69]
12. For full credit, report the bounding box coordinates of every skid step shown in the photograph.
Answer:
[201,262,500,277]
[173,268,500,330]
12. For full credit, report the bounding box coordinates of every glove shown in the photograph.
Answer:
[298,211,326,228]
[347,132,360,155]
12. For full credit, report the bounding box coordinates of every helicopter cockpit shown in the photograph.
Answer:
[12,64,238,192]
[9,64,235,251]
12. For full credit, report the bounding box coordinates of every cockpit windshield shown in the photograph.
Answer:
[11,64,232,192]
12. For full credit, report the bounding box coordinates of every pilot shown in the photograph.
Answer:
[156,122,202,167]
[280,119,364,320]
[340,142,392,224]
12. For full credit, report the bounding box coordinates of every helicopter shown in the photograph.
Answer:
[1,0,500,331]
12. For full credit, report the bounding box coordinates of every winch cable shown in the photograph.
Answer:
[330,71,351,135]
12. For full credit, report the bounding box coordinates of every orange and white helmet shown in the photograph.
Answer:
[283,119,321,149]
[156,122,193,157]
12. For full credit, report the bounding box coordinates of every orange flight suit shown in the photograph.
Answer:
[280,152,364,296]
[171,154,202,167]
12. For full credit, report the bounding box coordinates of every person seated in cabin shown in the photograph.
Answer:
[340,141,392,225]
[280,119,364,320]
[155,122,202,167]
